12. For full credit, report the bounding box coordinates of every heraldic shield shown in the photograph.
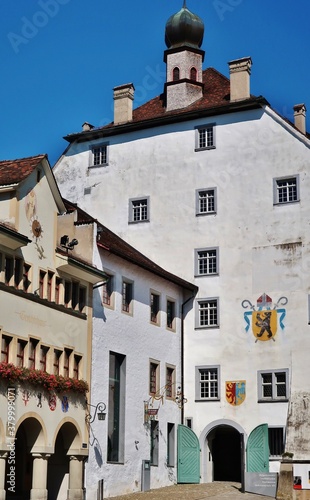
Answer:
[252,310,277,341]
[226,381,246,406]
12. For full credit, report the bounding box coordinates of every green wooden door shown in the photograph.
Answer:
[246,424,269,473]
[177,424,200,483]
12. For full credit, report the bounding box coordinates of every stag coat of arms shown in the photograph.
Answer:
[242,293,288,342]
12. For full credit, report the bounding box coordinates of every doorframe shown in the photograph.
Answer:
[199,419,247,483]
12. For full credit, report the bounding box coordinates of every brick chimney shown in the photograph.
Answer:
[293,104,307,134]
[228,57,252,101]
[113,83,135,125]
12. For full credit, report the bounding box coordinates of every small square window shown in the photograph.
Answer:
[196,188,217,215]
[150,292,160,325]
[195,248,219,276]
[195,124,216,151]
[195,298,219,328]
[257,369,289,402]
[273,176,299,204]
[90,144,108,167]
[129,197,150,223]
[195,365,220,401]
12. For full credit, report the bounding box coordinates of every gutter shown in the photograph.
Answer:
[181,292,197,424]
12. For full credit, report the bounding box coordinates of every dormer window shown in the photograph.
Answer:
[173,67,180,81]
[190,67,197,81]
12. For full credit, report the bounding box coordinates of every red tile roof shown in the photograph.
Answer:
[0,154,46,186]
[132,67,230,122]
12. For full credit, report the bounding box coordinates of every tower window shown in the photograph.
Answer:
[173,67,180,81]
[190,67,197,81]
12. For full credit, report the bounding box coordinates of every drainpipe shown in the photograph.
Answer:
[181,293,196,424]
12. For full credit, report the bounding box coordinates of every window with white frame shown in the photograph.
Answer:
[195,248,218,276]
[195,124,215,151]
[268,427,285,457]
[257,369,289,402]
[195,298,219,328]
[273,175,299,204]
[196,188,217,215]
[195,365,220,401]
[90,144,108,167]
[129,197,149,223]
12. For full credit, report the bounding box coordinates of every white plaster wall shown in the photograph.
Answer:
[85,246,188,498]
[55,106,310,471]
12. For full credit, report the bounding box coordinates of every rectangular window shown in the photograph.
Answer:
[28,338,38,369]
[55,277,62,304]
[63,348,72,378]
[53,349,62,375]
[150,292,160,325]
[64,281,72,308]
[150,420,159,466]
[167,423,175,467]
[195,248,218,276]
[39,270,46,299]
[72,282,79,310]
[258,369,289,402]
[79,286,86,312]
[73,354,82,379]
[196,298,219,328]
[195,365,220,401]
[107,352,126,463]
[185,418,193,429]
[4,256,14,286]
[129,197,150,223]
[14,258,22,289]
[39,345,49,372]
[91,144,108,167]
[102,275,113,306]
[47,271,54,301]
[196,188,217,215]
[23,263,31,292]
[268,427,285,457]
[17,339,27,367]
[122,280,133,314]
[1,335,11,363]
[273,176,299,204]
[166,365,175,399]
[195,124,215,151]
[150,361,160,396]
[166,300,175,330]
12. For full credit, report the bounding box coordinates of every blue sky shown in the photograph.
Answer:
[1,0,309,166]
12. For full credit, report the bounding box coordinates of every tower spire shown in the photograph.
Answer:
[183,0,187,8]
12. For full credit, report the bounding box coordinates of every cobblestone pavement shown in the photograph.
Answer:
[108,482,275,499]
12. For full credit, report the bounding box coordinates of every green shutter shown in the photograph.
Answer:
[246,424,269,473]
[177,424,200,483]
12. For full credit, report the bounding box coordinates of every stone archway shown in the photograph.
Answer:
[199,419,247,483]
[47,421,84,500]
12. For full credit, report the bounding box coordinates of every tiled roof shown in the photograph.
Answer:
[0,154,46,186]
[63,199,197,292]
[132,67,231,122]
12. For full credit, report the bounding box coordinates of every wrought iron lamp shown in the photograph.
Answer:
[85,400,106,424]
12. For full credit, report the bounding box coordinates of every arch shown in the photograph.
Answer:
[173,67,180,81]
[15,414,47,450]
[52,418,83,455]
[199,419,247,483]
[190,67,197,81]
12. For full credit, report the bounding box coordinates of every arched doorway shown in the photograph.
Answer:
[47,421,82,500]
[200,419,246,483]
[6,417,45,499]
[209,425,241,481]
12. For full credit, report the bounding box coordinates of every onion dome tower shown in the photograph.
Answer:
[164,1,205,111]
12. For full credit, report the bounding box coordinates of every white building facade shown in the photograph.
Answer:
[54,1,310,494]
[67,202,196,499]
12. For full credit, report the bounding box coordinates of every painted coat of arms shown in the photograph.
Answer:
[226,381,246,406]
[242,293,288,342]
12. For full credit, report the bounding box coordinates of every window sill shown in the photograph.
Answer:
[257,399,288,403]
[195,146,216,152]
[194,274,219,278]
[273,200,299,206]
[128,220,150,224]
[195,325,219,330]
[88,163,108,169]
[107,461,124,465]
[195,398,220,402]
[196,212,217,217]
